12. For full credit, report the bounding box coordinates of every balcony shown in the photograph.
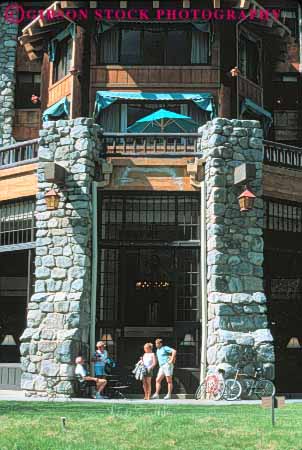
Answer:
[90,65,220,90]
[238,75,263,107]
[0,140,39,170]
[264,140,302,171]
[100,133,200,158]
[1,136,302,171]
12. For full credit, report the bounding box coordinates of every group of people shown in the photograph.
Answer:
[75,338,177,400]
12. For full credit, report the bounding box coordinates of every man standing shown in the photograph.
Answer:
[152,338,177,400]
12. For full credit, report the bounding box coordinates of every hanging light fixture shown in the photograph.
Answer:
[180,333,195,346]
[286,337,301,349]
[0,334,17,346]
[45,189,60,210]
[238,186,256,212]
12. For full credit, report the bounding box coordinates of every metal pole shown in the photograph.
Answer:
[90,181,98,375]
[271,395,275,426]
[200,179,208,383]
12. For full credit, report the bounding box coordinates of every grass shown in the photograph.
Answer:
[0,401,302,450]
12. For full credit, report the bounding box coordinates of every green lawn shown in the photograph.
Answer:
[0,401,302,450]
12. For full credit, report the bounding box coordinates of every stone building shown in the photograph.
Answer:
[0,0,302,396]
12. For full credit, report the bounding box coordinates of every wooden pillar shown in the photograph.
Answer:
[70,25,86,119]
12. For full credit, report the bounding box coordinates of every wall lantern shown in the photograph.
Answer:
[45,189,60,210]
[238,186,256,212]
[286,337,301,349]
[180,333,195,346]
[234,163,257,213]
[0,334,17,346]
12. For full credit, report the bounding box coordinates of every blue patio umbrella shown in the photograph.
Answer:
[127,108,198,133]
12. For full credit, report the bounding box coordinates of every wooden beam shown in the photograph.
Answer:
[213,0,220,7]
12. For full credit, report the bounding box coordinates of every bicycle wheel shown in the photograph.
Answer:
[195,381,206,400]
[223,379,242,401]
[255,380,276,398]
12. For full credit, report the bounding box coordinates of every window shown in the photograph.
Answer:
[272,76,298,109]
[280,10,298,42]
[15,72,41,109]
[53,37,73,83]
[239,36,260,84]
[99,24,209,65]
[0,198,36,247]
[120,30,141,64]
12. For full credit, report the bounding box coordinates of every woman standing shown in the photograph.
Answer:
[142,342,157,400]
[92,341,109,377]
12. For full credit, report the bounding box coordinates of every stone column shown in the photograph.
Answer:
[0,3,18,147]
[20,118,100,396]
[199,118,274,380]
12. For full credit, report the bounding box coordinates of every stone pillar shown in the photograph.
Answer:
[200,118,274,380]
[20,118,100,396]
[0,3,18,147]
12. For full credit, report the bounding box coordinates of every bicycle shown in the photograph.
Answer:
[195,369,225,401]
[223,366,275,401]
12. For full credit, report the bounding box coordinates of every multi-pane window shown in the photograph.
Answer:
[15,72,41,109]
[53,37,73,83]
[100,193,200,242]
[98,24,209,65]
[239,35,260,84]
[265,198,302,233]
[97,192,201,368]
[0,198,36,247]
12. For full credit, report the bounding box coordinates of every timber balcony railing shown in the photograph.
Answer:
[0,139,39,169]
[100,133,201,157]
[1,136,302,169]
[263,140,302,171]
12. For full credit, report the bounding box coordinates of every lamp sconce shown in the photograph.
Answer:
[69,66,81,80]
[234,163,257,212]
[45,189,60,210]
[31,94,40,104]
[286,337,301,349]
[230,66,240,77]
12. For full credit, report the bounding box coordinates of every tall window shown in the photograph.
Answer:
[15,72,41,109]
[98,24,209,65]
[53,37,73,83]
[239,36,260,84]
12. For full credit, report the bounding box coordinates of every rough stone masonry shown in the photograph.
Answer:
[20,118,100,396]
[199,118,274,381]
[20,116,274,396]
[0,2,18,147]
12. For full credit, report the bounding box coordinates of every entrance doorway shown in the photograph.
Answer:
[264,198,302,394]
[96,192,201,393]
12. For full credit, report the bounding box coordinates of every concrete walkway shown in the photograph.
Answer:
[1,390,302,405]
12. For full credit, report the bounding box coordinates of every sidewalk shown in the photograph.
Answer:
[1,390,302,405]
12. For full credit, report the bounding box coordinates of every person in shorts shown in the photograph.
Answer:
[141,342,157,400]
[75,356,107,399]
[152,338,176,400]
[92,341,109,377]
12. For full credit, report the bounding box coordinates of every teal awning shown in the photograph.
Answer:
[94,91,216,119]
[42,97,70,122]
[241,98,273,132]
